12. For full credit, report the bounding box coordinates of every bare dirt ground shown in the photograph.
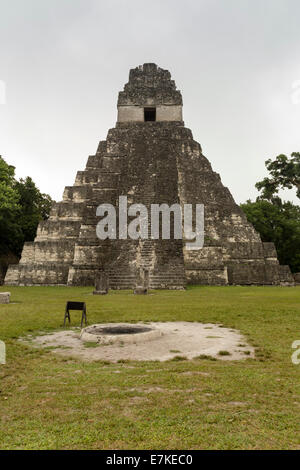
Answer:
[22,322,255,362]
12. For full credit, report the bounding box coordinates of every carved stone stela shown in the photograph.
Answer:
[93,271,109,295]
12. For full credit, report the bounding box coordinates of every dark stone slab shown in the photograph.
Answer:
[93,271,109,295]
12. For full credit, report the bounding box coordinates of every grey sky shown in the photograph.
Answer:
[0,0,299,204]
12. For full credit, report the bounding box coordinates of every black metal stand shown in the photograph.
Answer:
[64,301,87,328]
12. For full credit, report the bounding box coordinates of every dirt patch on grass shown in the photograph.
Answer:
[22,322,255,362]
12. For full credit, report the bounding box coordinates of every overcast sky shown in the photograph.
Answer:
[0,0,300,204]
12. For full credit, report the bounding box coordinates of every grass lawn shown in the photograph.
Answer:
[0,285,299,450]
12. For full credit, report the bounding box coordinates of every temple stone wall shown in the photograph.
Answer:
[117,106,144,122]
[117,105,182,122]
[156,105,182,121]
[293,273,300,285]
[0,253,19,285]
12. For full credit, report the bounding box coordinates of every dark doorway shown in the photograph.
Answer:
[144,107,156,121]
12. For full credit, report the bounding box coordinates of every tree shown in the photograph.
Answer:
[241,199,300,272]
[0,157,22,255]
[15,177,52,248]
[0,156,16,186]
[0,155,53,257]
[241,151,300,273]
[256,152,300,201]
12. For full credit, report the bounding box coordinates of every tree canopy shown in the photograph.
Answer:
[242,152,300,273]
[255,152,300,201]
[241,199,300,272]
[0,155,53,257]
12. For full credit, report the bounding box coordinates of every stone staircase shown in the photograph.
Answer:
[149,271,186,289]
[139,239,154,271]
[106,271,137,290]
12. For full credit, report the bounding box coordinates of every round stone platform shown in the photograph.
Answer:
[80,323,163,345]
[24,322,255,362]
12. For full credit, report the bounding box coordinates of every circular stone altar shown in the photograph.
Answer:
[80,323,163,345]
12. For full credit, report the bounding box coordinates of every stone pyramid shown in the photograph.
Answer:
[5,63,293,288]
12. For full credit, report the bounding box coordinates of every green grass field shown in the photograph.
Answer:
[0,285,299,450]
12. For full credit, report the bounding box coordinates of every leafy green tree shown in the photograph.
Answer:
[0,155,53,257]
[241,199,300,273]
[0,156,16,185]
[15,177,52,247]
[256,152,300,200]
[0,157,22,255]
[242,151,300,273]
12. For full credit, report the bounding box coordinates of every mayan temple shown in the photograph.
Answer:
[5,63,293,288]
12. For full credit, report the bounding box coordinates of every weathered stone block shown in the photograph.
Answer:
[0,292,10,303]
[134,286,148,295]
